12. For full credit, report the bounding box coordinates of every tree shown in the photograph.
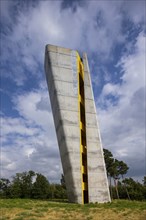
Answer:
[21,170,35,198]
[60,174,66,189]
[142,176,146,199]
[142,176,146,186]
[103,148,114,199]
[10,173,23,198]
[10,170,35,198]
[0,178,11,198]
[53,184,67,199]
[32,173,50,199]
[103,149,129,200]
[103,149,114,176]
[123,178,145,200]
[109,159,120,199]
[118,161,130,199]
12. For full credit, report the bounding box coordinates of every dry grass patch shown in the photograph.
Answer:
[89,208,146,220]
[0,199,146,220]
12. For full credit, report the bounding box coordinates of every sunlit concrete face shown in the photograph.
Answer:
[45,45,111,204]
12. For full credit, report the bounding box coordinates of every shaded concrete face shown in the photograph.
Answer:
[83,53,111,203]
[45,45,111,203]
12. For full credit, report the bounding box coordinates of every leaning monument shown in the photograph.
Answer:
[45,45,111,204]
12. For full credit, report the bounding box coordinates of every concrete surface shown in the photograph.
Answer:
[45,45,111,203]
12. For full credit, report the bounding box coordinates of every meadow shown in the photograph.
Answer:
[0,199,146,220]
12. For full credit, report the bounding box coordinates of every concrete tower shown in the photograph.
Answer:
[45,45,111,204]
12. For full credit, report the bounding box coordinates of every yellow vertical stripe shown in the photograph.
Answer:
[77,52,88,204]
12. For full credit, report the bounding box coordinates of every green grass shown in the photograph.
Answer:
[0,199,146,220]
[1,198,146,210]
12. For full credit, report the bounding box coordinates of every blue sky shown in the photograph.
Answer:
[0,0,145,182]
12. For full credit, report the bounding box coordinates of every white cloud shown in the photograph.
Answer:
[13,89,54,132]
[122,0,145,24]
[102,83,120,97]
[97,32,145,180]
[1,85,61,182]
[0,0,125,85]
[1,117,40,136]
[1,0,145,182]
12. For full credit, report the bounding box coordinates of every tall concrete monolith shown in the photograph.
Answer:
[45,45,111,204]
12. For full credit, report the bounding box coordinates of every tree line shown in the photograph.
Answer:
[0,171,67,200]
[0,149,146,201]
[103,148,146,200]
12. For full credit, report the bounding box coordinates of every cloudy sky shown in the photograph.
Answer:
[0,0,145,183]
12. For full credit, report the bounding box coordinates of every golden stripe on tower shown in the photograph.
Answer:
[77,52,89,204]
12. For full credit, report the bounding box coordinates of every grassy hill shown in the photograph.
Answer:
[0,199,146,220]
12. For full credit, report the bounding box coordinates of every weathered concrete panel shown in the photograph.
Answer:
[45,45,82,203]
[83,53,111,203]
